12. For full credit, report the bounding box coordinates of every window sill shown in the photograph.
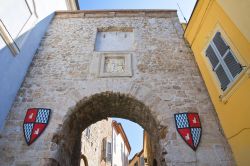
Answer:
[219,65,250,104]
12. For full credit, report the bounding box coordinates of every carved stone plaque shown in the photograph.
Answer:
[104,57,125,73]
[99,53,132,77]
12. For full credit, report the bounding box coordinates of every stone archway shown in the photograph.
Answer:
[51,92,162,166]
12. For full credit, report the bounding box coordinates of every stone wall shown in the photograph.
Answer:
[81,118,112,166]
[0,10,235,166]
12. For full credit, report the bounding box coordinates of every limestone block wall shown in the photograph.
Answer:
[0,10,235,166]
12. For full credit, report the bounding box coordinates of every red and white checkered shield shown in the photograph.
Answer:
[23,108,51,145]
[174,112,202,151]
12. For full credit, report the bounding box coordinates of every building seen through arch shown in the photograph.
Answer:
[80,119,132,166]
[129,131,154,166]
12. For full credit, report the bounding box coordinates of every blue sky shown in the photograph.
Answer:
[78,0,197,22]
[112,118,143,160]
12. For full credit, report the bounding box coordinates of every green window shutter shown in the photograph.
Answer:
[213,32,228,56]
[215,65,230,90]
[206,45,219,69]
[224,51,242,78]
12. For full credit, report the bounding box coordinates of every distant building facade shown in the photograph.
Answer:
[129,131,155,166]
[81,119,131,166]
[129,150,144,166]
[112,121,131,166]
[184,0,250,165]
[80,118,113,166]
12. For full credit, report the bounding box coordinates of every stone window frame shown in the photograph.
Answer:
[99,52,133,77]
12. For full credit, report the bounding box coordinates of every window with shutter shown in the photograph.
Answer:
[85,127,90,138]
[121,143,123,161]
[215,65,230,90]
[140,157,145,166]
[205,32,242,90]
[107,142,112,162]
[206,45,219,69]
[224,51,242,77]
[114,133,116,153]
[102,138,107,160]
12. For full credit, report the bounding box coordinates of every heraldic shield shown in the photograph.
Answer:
[23,108,51,145]
[174,112,202,151]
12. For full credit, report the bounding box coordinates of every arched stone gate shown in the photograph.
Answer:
[54,92,161,166]
[0,10,235,166]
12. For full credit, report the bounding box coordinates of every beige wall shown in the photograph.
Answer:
[217,0,250,41]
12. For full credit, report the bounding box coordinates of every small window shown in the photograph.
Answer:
[134,161,138,166]
[140,157,145,166]
[102,138,107,160]
[85,127,90,138]
[114,133,116,153]
[107,142,112,162]
[205,32,242,90]
[102,138,112,162]
[121,143,123,164]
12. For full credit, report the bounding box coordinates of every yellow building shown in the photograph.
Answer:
[129,131,158,166]
[129,150,144,166]
[184,0,250,165]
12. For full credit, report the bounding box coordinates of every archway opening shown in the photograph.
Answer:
[52,92,163,166]
[81,117,154,166]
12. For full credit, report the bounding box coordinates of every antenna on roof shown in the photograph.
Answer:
[176,2,187,23]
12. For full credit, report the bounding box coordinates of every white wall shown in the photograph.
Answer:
[0,0,73,131]
[112,129,130,166]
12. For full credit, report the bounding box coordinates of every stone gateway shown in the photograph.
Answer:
[0,10,235,166]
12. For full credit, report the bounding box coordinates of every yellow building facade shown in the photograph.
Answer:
[184,0,250,165]
[129,131,158,166]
